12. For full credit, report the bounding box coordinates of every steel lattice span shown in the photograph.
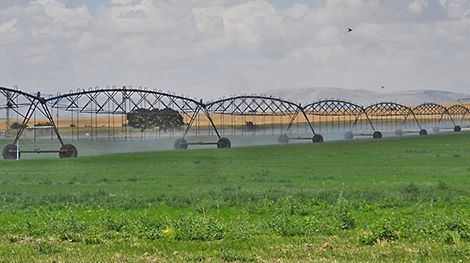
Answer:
[1,86,468,159]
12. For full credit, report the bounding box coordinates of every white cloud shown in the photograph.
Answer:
[439,0,470,18]
[36,0,91,27]
[408,0,429,14]
[0,18,17,33]
[0,0,470,98]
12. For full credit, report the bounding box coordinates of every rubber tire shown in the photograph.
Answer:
[59,144,78,158]
[174,138,188,150]
[419,129,427,136]
[373,131,382,139]
[2,144,19,160]
[312,134,324,143]
[217,137,231,149]
[454,126,461,132]
[344,131,354,140]
[432,127,440,133]
[278,134,289,144]
[395,129,403,136]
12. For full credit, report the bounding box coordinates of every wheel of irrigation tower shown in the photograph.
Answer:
[432,127,440,133]
[419,129,428,136]
[395,129,403,136]
[217,137,231,149]
[174,138,188,150]
[59,144,78,159]
[373,131,382,139]
[454,126,461,132]
[2,144,19,160]
[312,134,324,143]
[344,131,354,140]
[278,134,289,144]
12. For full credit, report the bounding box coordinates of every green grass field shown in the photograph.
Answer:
[1,133,470,262]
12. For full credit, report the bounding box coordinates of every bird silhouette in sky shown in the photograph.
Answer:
[347,27,352,32]
[382,86,385,89]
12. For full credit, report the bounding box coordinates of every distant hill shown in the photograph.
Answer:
[263,87,470,106]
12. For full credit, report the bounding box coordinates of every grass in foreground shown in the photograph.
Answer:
[1,133,470,262]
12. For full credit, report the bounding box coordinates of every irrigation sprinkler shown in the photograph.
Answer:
[1,85,469,159]
[205,95,322,146]
[413,103,457,134]
[0,88,77,160]
[304,100,379,140]
[365,102,425,139]
[50,88,225,150]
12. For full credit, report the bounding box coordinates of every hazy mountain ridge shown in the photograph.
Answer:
[263,87,470,106]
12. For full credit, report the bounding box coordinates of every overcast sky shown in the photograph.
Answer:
[1,0,469,99]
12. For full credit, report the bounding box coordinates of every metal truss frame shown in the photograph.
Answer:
[2,85,470,158]
[302,99,376,132]
[365,102,423,130]
[47,86,220,139]
[205,95,318,136]
[0,87,67,159]
[413,103,457,130]
[447,104,470,125]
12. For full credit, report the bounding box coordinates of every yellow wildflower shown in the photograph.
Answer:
[162,227,173,236]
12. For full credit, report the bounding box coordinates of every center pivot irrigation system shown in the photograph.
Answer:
[1,86,468,160]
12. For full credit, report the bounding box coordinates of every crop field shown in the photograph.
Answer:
[1,133,470,262]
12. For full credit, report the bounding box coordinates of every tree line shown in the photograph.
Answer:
[126,108,184,132]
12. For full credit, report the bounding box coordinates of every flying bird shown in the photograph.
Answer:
[381,86,385,89]
[347,27,352,32]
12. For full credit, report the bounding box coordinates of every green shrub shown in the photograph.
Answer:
[174,214,224,241]
[334,195,355,230]
[360,218,403,245]
[9,122,27,129]
[35,241,62,254]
